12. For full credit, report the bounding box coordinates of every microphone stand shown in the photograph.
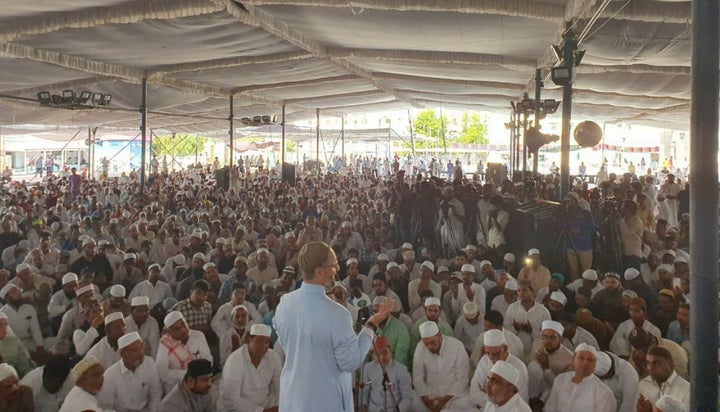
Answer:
[371,337,400,412]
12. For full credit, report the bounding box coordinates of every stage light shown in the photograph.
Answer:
[77,91,91,104]
[551,66,572,86]
[37,92,51,105]
[520,98,535,111]
[92,93,104,105]
[542,99,560,114]
[101,94,112,106]
[51,95,63,105]
[61,90,75,104]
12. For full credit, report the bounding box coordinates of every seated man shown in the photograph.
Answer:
[503,280,551,361]
[470,310,524,369]
[20,355,75,412]
[527,320,573,410]
[593,350,639,412]
[0,312,31,378]
[97,332,163,412]
[218,305,249,367]
[412,321,471,411]
[409,297,453,354]
[53,283,96,355]
[124,296,160,358]
[211,282,261,340]
[453,302,484,354]
[610,297,661,358]
[484,361,531,412]
[156,311,212,394]
[218,324,281,411]
[159,359,215,412]
[85,311,125,369]
[469,329,528,408]
[636,346,689,411]
[0,283,45,358]
[0,363,33,412]
[360,336,413,412]
[101,285,130,317]
[47,272,78,334]
[372,296,410,366]
[60,356,107,412]
[544,343,616,411]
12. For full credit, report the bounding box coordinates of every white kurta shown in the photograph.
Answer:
[469,329,524,369]
[503,301,551,358]
[562,327,600,351]
[599,353,640,412]
[484,393,532,412]
[97,356,163,412]
[1,303,43,349]
[637,371,689,409]
[407,279,442,312]
[450,283,486,319]
[211,301,261,339]
[412,335,469,399]
[86,337,121,370]
[218,346,282,412]
[124,315,160,359]
[59,386,110,412]
[219,328,246,367]
[469,353,528,408]
[453,316,484,353]
[609,319,661,357]
[156,330,212,394]
[20,365,75,412]
[129,280,173,307]
[544,372,617,412]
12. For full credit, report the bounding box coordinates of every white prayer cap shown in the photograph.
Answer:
[202,262,216,271]
[673,256,687,264]
[461,264,475,273]
[72,355,101,379]
[110,218,119,224]
[464,244,477,251]
[192,252,206,261]
[110,285,125,298]
[0,312,7,322]
[346,258,358,265]
[104,311,125,326]
[437,266,449,273]
[503,253,516,262]
[62,272,78,285]
[582,269,599,281]
[574,342,597,358]
[505,280,518,291]
[655,395,686,412]
[0,363,17,381]
[16,240,31,250]
[622,290,638,298]
[658,264,674,273]
[0,283,18,300]
[148,263,161,271]
[118,332,142,350]
[484,329,506,347]
[419,321,440,338]
[131,296,150,307]
[215,238,225,245]
[421,261,435,272]
[662,249,676,258]
[15,263,31,273]
[82,238,96,247]
[401,242,413,250]
[250,324,272,337]
[424,297,441,308]
[164,311,185,328]
[256,248,269,255]
[377,253,389,262]
[373,296,388,306]
[480,260,493,268]
[231,305,248,316]
[550,291,567,306]
[191,231,203,239]
[463,302,479,318]
[285,232,295,239]
[594,351,612,376]
[541,320,564,336]
[76,284,94,297]
[173,254,186,265]
[527,248,540,256]
[341,221,353,229]
[97,240,110,246]
[489,360,519,388]
[623,268,640,281]
[386,262,400,270]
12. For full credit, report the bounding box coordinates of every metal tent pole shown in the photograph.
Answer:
[559,26,575,199]
[281,104,286,168]
[229,95,234,168]
[316,108,320,176]
[140,77,148,193]
[690,0,719,409]
[533,68,542,175]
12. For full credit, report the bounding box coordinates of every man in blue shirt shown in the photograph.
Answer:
[274,241,394,412]
[563,192,595,281]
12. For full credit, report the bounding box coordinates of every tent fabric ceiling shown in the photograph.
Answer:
[0,0,697,135]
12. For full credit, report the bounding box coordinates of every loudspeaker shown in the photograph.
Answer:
[281,163,296,185]
[215,166,230,190]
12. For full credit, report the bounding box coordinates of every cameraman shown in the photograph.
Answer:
[486,195,510,262]
[616,200,644,271]
[563,192,594,281]
[437,186,466,258]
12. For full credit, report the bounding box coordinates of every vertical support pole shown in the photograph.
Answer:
[140,77,147,193]
[533,68,543,175]
[521,112,528,179]
[229,95,234,168]
[509,113,515,179]
[559,24,575,199]
[439,108,447,155]
[690,0,719,409]
[195,133,198,166]
[281,104,286,168]
[341,114,345,165]
[316,108,320,176]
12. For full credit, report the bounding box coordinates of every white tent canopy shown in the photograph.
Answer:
[0,0,695,134]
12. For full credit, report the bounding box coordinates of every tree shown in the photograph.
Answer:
[457,113,489,144]
[410,109,449,149]
[151,134,206,157]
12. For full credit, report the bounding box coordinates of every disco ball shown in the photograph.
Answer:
[573,121,602,148]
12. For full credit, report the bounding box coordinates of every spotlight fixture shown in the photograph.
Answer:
[62,90,75,104]
[240,115,279,126]
[37,92,51,105]
[551,66,572,86]
[51,94,64,105]
[542,99,560,114]
[100,94,112,106]
[92,93,104,105]
[77,91,91,104]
